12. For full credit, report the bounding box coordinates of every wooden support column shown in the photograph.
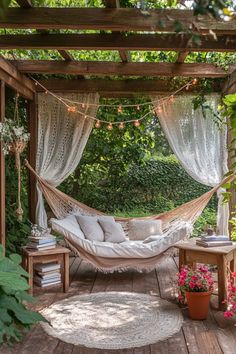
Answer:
[223,70,236,237]
[27,93,38,223]
[0,81,5,249]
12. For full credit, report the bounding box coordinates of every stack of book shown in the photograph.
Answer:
[33,262,61,288]
[26,235,56,251]
[196,235,233,248]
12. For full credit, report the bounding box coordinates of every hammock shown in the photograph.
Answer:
[26,161,234,272]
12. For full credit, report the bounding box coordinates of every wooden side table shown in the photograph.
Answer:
[22,246,70,295]
[175,240,236,310]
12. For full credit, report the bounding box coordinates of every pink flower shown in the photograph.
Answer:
[189,281,195,289]
[224,310,234,318]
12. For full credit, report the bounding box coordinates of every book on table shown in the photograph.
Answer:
[26,234,57,250]
[33,261,62,288]
[33,262,60,273]
[196,239,233,248]
[28,235,56,245]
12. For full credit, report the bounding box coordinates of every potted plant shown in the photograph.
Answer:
[177,265,214,320]
[223,270,236,318]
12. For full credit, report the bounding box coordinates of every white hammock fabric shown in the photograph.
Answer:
[151,94,228,235]
[36,92,100,227]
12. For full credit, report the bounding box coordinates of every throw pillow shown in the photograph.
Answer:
[76,215,104,242]
[128,219,163,241]
[98,219,126,243]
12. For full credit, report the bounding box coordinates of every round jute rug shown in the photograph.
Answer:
[41,292,183,350]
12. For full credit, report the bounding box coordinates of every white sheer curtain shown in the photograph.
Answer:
[151,94,229,235]
[36,92,100,227]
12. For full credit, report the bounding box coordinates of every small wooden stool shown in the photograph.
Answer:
[175,240,236,310]
[22,246,70,295]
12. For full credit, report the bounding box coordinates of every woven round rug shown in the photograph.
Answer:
[41,292,183,350]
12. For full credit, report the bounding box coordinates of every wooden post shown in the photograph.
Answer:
[0,81,5,249]
[223,70,236,237]
[27,93,38,223]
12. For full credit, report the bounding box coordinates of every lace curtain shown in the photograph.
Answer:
[36,92,100,227]
[151,94,229,235]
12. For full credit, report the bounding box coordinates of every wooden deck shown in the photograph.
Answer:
[2,253,236,354]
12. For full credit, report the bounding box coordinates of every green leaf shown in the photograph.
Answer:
[0,271,29,291]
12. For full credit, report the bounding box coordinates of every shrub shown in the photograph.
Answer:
[0,245,46,345]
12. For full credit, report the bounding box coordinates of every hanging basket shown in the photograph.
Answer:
[9,140,26,155]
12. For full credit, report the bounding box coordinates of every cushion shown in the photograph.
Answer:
[50,215,85,239]
[76,215,104,242]
[128,219,163,241]
[143,235,164,244]
[98,219,126,243]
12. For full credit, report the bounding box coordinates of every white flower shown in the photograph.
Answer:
[13,127,24,136]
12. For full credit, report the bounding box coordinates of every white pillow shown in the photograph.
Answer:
[128,219,163,241]
[143,235,164,244]
[76,215,104,242]
[50,215,85,239]
[98,219,126,243]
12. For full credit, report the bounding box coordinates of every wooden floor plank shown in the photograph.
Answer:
[54,341,74,354]
[2,255,235,354]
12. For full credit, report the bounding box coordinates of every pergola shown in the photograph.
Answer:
[0,0,236,250]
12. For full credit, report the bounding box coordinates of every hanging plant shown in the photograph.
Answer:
[0,118,30,156]
[0,95,30,221]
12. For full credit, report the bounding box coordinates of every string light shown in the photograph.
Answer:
[117,105,123,113]
[169,95,175,102]
[156,106,162,113]
[186,84,190,91]
[95,120,101,128]
[67,106,76,113]
[134,120,141,127]
[31,77,196,130]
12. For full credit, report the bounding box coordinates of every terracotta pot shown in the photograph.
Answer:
[185,291,212,320]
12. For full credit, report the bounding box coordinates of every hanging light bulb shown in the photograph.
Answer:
[186,84,190,91]
[84,115,88,119]
[117,105,123,113]
[45,90,48,94]
[136,105,140,111]
[192,78,198,85]
[107,123,113,130]
[118,122,125,129]
[35,82,38,86]
[82,103,85,109]
[67,106,76,113]
[157,106,162,113]
[134,120,140,127]
[95,120,101,128]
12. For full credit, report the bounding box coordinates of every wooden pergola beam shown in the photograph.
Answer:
[11,60,233,78]
[15,0,73,62]
[176,51,189,63]
[0,56,35,99]
[15,0,32,8]
[223,69,236,94]
[0,81,5,250]
[1,34,235,52]
[36,78,221,97]
[1,8,235,34]
[104,0,130,63]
